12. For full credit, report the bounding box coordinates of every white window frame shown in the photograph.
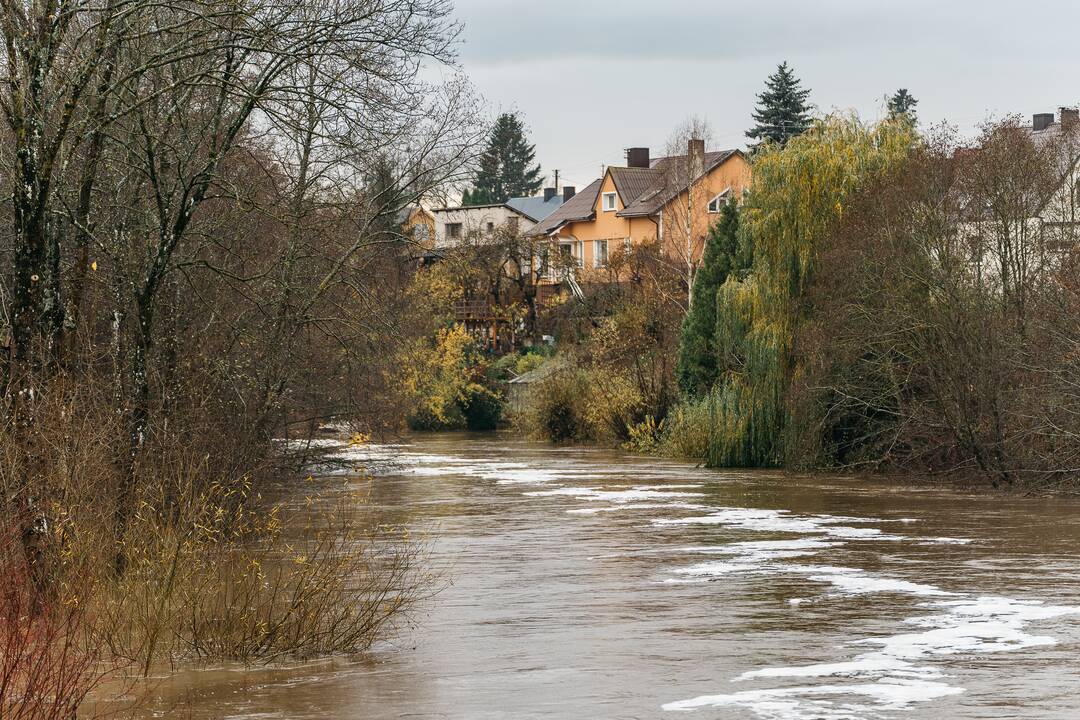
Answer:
[707,188,732,214]
[593,239,609,268]
[556,241,575,278]
[602,192,618,212]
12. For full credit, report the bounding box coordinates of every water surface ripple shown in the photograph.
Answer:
[136,434,1080,719]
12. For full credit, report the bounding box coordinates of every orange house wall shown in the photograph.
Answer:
[658,154,751,263]
[543,153,751,274]
[548,172,633,269]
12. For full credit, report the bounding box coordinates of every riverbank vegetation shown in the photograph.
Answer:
[517,105,1080,491]
[0,0,477,714]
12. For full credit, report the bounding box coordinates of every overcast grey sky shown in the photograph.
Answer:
[447,0,1080,191]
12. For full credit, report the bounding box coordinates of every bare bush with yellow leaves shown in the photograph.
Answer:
[0,381,428,715]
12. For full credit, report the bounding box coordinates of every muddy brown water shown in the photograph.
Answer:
[127,433,1080,719]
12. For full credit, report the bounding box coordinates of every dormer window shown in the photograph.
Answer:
[707,188,733,213]
[602,192,617,212]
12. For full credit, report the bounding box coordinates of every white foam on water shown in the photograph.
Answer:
[669,591,1080,718]
[568,503,708,515]
[852,596,1080,660]
[672,560,752,577]
[919,539,973,545]
[334,443,608,486]
[738,656,931,681]
[662,678,964,715]
[810,573,956,597]
[730,539,842,552]
[652,508,908,542]
[483,468,572,484]
[932,595,1080,622]
[633,484,706,490]
[526,487,705,502]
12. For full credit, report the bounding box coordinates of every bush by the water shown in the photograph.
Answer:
[0,383,427,699]
[518,367,595,443]
[402,325,506,432]
[518,244,681,445]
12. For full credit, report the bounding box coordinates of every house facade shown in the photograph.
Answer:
[1028,107,1080,251]
[526,141,751,275]
[958,107,1080,274]
[397,204,437,249]
[431,189,568,248]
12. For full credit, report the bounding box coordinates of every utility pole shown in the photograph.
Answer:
[553,169,560,193]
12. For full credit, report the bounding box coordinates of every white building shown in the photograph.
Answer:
[431,188,572,248]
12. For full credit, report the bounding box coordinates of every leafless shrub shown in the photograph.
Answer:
[0,518,128,720]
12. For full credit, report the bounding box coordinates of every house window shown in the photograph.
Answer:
[413,224,430,243]
[486,222,495,232]
[594,239,609,267]
[558,242,574,277]
[446,222,462,239]
[602,192,617,212]
[707,189,732,214]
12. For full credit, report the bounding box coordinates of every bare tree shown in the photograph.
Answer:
[660,116,713,308]
[803,117,1080,489]
[0,0,483,575]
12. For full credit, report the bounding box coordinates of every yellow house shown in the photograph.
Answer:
[527,141,750,279]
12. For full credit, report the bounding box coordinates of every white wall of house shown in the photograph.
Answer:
[431,205,537,248]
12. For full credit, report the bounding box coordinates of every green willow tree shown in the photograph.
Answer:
[676,200,745,400]
[746,62,813,148]
[707,115,916,467]
[464,112,543,205]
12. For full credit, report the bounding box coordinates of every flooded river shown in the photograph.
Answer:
[138,433,1080,719]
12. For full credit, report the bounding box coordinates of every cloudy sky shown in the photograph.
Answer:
[446,0,1080,192]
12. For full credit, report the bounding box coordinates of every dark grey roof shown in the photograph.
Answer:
[506,194,564,222]
[432,202,522,214]
[608,167,661,206]
[526,179,604,236]
[619,150,741,217]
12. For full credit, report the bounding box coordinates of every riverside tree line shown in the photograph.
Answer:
[475,65,1080,492]
[0,0,484,715]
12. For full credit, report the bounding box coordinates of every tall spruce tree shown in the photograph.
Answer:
[887,88,918,123]
[366,154,404,240]
[676,200,744,399]
[465,112,543,205]
[747,62,813,148]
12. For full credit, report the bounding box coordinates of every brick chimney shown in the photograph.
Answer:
[1060,107,1079,131]
[1033,113,1055,132]
[544,187,557,201]
[687,137,705,178]
[562,186,576,202]
[627,147,650,168]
